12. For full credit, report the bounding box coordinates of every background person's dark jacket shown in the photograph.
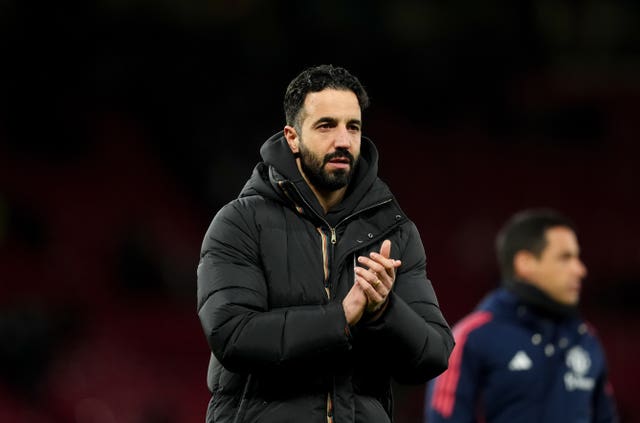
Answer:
[426,286,618,423]
[197,132,454,423]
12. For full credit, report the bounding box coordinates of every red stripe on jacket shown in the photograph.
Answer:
[431,311,493,418]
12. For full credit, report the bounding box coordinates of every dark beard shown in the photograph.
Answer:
[299,145,356,192]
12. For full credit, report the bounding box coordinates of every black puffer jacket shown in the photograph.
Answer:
[197,132,454,423]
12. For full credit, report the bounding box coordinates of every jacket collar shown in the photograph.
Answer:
[245,131,386,224]
[502,279,579,321]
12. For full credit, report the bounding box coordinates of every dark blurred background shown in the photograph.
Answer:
[1,0,638,422]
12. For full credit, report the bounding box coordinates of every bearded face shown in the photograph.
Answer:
[298,137,357,192]
[285,88,362,193]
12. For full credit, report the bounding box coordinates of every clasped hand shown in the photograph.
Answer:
[342,239,402,325]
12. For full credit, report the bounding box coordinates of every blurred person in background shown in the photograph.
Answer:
[425,209,618,423]
[196,64,454,423]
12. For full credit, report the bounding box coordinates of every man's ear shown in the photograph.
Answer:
[283,125,299,154]
[514,250,536,280]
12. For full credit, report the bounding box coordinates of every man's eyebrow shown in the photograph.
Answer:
[312,117,338,126]
[311,117,362,127]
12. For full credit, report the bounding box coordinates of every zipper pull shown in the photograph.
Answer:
[330,228,337,244]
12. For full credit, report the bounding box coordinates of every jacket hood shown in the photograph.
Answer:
[240,131,389,224]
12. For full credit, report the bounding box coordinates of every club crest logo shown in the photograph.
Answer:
[564,346,595,391]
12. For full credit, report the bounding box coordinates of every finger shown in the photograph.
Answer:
[355,267,384,290]
[377,240,395,277]
[357,279,389,313]
[357,256,387,279]
[370,252,400,275]
[361,253,399,280]
[355,268,389,301]
[349,277,365,293]
[356,261,393,293]
[358,253,398,272]
[379,240,403,268]
[379,239,391,259]
[356,277,386,303]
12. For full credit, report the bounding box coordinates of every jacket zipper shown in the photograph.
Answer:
[282,180,395,292]
[321,199,397,423]
[279,182,394,423]
[317,227,332,298]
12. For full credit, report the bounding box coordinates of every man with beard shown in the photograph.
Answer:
[197,64,454,423]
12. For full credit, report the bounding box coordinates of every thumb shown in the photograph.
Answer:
[379,239,391,259]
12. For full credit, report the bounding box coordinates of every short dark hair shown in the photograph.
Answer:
[283,64,370,127]
[496,209,577,280]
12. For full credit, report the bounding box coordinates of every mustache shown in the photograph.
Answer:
[323,149,354,165]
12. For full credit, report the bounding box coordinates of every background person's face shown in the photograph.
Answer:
[527,226,588,306]
[296,89,361,192]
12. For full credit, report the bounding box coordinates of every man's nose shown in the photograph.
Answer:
[576,259,588,278]
[334,126,351,148]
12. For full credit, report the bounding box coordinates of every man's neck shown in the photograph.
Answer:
[504,279,579,320]
[312,185,347,214]
[297,162,347,214]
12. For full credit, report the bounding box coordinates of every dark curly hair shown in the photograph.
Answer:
[283,64,370,128]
